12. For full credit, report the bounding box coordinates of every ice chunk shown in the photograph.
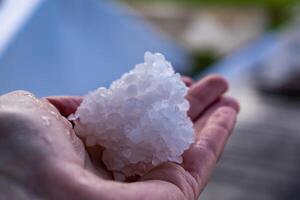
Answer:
[73,52,195,177]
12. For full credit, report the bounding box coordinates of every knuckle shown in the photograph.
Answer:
[196,138,218,162]
[205,75,228,89]
[191,140,218,166]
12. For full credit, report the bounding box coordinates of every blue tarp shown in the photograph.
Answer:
[0,0,188,96]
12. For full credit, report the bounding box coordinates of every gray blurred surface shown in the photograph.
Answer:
[200,75,300,200]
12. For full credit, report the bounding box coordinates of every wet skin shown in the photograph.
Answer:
[0,75,239,200]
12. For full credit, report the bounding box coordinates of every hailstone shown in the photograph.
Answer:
[73,52,195,178]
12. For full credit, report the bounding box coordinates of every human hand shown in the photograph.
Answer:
[0,75,239,200]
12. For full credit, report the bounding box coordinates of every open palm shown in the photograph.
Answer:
[0,75,238,200]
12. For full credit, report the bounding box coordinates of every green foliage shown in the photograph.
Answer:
[124,0,298,29]
[124,0,299,7]
[187,51,218,76]
[123,0,299,74]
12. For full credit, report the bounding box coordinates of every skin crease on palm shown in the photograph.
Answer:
[0,75,239,200]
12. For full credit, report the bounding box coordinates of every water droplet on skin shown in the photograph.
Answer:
[41,116,51,126]
[66,130,71,136]
[50,111,59,118]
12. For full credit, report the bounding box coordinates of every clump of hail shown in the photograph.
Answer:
[73,52,195,179]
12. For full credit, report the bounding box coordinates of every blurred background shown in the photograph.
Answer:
[1,0,300,199]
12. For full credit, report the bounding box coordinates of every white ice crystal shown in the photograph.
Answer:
[73,52,195,177]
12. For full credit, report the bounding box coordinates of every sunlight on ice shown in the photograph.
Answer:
[73,52,195,177]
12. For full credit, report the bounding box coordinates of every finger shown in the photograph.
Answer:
[85,145,113,180]
[140,108,238,199]
[181,76,194,87]
[45,96,83,118]
[194,96,239,138]
[183,107,237,186]
[187,75,228,121]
